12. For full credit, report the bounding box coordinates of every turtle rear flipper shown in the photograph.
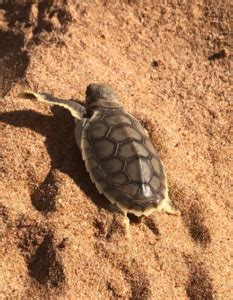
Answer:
[20,90,86,120]
[156,194,180,216]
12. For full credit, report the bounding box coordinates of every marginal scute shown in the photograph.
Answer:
[150,156,161,175]
[104,114,132,125]
[82,148,94,160]
[93,140,115,159]
[94,179,108,193]
[91,166,106,181]
[81,137,90,149]
[85,158,98,171]
[118,140,149,158]
[145,138,156,154]
[104,188,121,204]
[149,175,160,190]
[81,129,88,137]
[132,118,148,137]
[89,122,108,139]
[109,124,142,142]
[101,157,124,174]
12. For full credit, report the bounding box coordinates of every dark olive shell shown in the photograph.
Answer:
[81,109,167,216]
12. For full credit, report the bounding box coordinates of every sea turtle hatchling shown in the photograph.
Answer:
[21,84,179,229]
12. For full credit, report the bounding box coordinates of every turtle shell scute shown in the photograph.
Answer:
[101,157,124,174]
[104,114,132,126]
[109,124,142,142]
[110,173,128,185]
[125,158,153,183]
[118,140,149,158]
[92,139,115,159]
[82,109,168,214]
[89,122,109,139]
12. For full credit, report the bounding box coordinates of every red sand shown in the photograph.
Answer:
[0,1,231,299]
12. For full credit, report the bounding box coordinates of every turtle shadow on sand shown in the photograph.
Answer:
[0,106,111,213]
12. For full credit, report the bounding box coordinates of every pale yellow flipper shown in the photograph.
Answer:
[20,90,86,120]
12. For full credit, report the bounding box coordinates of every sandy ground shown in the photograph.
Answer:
[0,1,232,299]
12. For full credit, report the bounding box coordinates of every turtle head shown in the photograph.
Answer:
[85,83,122,110]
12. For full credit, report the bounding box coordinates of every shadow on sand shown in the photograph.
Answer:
[0,106,110,213]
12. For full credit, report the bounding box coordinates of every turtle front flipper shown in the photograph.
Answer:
[20,90,86,120]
